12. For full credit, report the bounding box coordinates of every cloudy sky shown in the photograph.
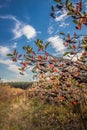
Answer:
[0,0,87,82]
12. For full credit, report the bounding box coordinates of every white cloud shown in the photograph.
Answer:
[65,52,83,61]
[48,35,65,54]
[48,10,68,35]
[12,42,17,48]
[12,17,37,40]
[0,46,10,56]
[85,2,87,12]
[0,59,11,65]
[48,26,54,34]
[1,78,9,83]
[59,22,69,27]
[0,59,18,73]
[12,22,22,39]
[22,25,36,39]
[55,10,68,22]
[0,57,32,82]
[0,0,11,9]
[0,44,33,81]
[0,15,19,22]
[8,64,19,73]
[16,73,29,82]
[0,15,37,40]
[0,5,5,8]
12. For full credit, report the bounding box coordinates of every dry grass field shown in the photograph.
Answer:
[0,83,87,130]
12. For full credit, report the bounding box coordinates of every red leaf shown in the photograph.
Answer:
[39,74,44,78]
[38,55,43,60]
[13,49,17,55]
[54,69,59,73]
[32,51,36,56]
[58,96,63,101]
[82,52,87,56]
[51,74,55,80]
[72,101,78,105]
[82,17,87,24]
[38,65,41,70]
[54,84,58,88]
[18,54,22,58]
[50,64,54,69]
[45,52,48,57]
[74,72,79,77]
[49,79,53,83]
[62,72,65,77]
[78,1,82,11]
[22,62,27,67]
[64,42,68,46]
[12,58,17,62]
[38,48,41,52]
[73,44,76,49]
[76,22,82,30]
[76,5,79,14]
[67,34,70,40]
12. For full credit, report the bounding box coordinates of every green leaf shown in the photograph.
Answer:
[7,53,13,57]
[67,11,74,15]
[23,46,27,50]
[60,32,65,35]
[82,40,87,45]
[73,20,78,24]
[69,2,73,7]
[68,3,74,11]
[54,0,60,2]
[83,11,87,16]
[68,45,73,49]
[35,39,43,48]
[66,0,69,6]
[20,72,24,75]
[32,66,37,73]
[51,6,54,11]
[18,68,22,71]
[63,52,70,56]
[45,42,50,49]
[50,13,55,19]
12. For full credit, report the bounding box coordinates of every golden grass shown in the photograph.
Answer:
[0,83,87,130]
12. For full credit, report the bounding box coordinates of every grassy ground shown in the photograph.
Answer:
[0,83,87,130]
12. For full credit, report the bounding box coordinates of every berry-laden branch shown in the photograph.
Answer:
[51,0,87,30]
[7,0,87,85]
[7,1,87,116]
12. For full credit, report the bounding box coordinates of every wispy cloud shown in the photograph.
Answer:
[0,5,6,8]
[55,10,68,22]
[64,52,83,61]
[48,26,54,35]
[59,22,69,27]
[85,1,87,12]
[48,10,68,35]
[0,45,18,73]
[0,15,37,40]
[0,46,10,56]
[22,25,36,40]
[12,42,17,48]
[0,57,33,81]
[48,35,65,55]
[0,0,11,9]
[16,73,29,82]
[0,44,33,81]
[0,59,18,73]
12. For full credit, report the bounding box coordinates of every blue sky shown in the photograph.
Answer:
[0,0,87,82]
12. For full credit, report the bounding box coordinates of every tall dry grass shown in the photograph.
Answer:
[0,83,87,130]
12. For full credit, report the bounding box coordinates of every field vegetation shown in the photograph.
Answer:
[0,0,87,129]
[0,82,87,130]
